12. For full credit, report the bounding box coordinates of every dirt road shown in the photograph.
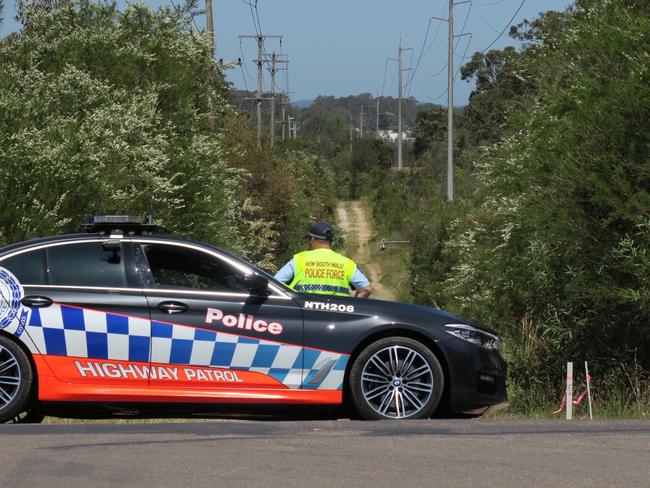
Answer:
[336,201,395,300]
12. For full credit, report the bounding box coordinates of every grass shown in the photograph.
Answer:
[365,223,412,302]
[486,381,650,420]
[338,206,358,258]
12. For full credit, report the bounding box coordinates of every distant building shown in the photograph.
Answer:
[377,130,414,143]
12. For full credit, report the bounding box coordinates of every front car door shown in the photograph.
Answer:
[135,239,343,404]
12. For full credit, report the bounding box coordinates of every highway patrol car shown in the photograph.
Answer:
[0,216,506,421]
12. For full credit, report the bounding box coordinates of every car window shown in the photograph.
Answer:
[48,242,127,288]
[0,248,47,285]
[141,244,248,293]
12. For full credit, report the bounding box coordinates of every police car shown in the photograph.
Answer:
[0,216,506,422]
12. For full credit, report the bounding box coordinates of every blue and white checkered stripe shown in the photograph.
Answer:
[25,304,348,390]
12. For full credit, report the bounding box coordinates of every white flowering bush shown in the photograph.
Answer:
[0,0,282,267]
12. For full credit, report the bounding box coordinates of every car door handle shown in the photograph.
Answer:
[21,295,53,308]
[158,301,189,314]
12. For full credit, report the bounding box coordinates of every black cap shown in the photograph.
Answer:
[306,220,334,241]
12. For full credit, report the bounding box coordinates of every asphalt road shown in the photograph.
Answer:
[1,419,649,488]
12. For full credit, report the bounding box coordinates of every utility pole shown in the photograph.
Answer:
[398,40,403,169]
[281,93,287,141]
[433,3,470,201]
[204,0,216,127]
[390,37,412,169]
[266,52,288,147]
[349,117,354,153]
[205,0,215,57]
[288,116,297,140]
[376,95,380,137]
[447,0,454,201]
[270,54,277,146]
[239,34,282,148]
[360,105,364,139]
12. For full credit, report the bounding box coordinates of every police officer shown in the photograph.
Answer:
[274,221,373,298]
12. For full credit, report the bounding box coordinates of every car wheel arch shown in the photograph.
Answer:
[343,326,452,413]
[0,331,39,396]
[0,330,40,422]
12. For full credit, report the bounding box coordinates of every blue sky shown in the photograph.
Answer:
[1,0,575,104]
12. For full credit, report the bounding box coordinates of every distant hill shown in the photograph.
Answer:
[226,90,441,132]
[293,99,313,108]
[295,93,438,131]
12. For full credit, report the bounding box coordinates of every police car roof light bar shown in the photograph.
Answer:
[81,215,168,235]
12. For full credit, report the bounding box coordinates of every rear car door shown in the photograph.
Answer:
[0,240,151,387]
[135,240,306,394]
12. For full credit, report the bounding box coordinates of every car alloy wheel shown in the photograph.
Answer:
[362,345,434,418]
[349,337,444,420]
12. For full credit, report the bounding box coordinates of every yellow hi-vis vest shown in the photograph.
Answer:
[288,248,357,296]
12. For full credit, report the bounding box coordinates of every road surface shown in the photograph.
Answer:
[1,419,648,488]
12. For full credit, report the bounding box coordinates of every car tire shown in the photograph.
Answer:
[349,336,444,420]
[0,335,35,424]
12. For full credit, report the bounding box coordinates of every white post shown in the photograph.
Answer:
[585,361,593,420]
[566,362,573,420]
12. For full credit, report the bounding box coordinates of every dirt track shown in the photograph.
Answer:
[336,201,395,301]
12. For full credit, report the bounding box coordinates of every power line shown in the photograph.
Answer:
[472,4,503,34]
[405,19,431,95]
[455,34,473,78]
[239,62,250,91]
[432,87,449,101]
[455,3,473,51]
[386,56,398,97]
[251,1,273,67]
[425,62,448,79]
[423,2,471,80]
[474,0,507,5]
[480,0,527,53]
[241,0,268,63]
[239,38,254,81]
[254,1,264,38]
[406,1,447,96]
[285,67,291,99]
[241,0,261,35]
[381,58,391,98]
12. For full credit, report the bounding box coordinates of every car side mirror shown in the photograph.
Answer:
[243,273,270,296]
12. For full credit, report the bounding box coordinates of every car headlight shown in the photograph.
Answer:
[444,323,502,352]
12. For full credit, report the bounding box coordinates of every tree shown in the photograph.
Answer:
[459,11,571,147]
[0,0,277,267]
[364,0,650,408]
[413,105,446,159]
[459,46,529,145]
[444,0,650,392]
